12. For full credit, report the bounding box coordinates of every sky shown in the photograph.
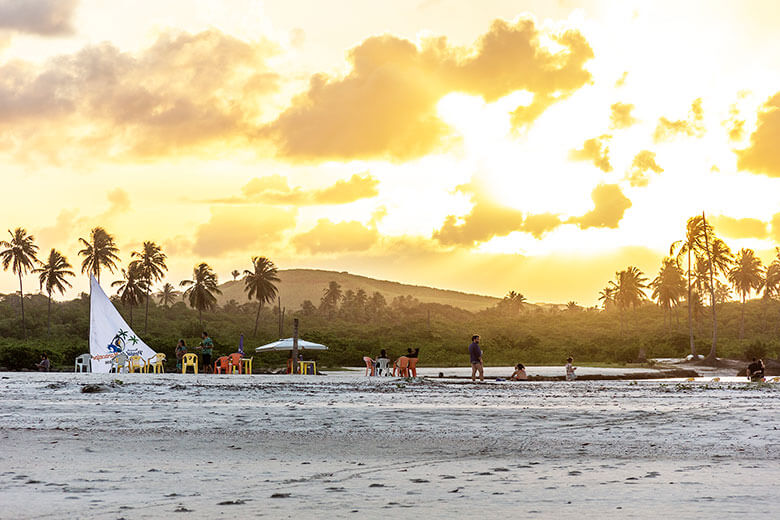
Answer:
[2,0,780,306]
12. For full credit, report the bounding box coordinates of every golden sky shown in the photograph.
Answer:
[2,0,780,305]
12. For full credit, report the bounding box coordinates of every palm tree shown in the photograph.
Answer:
[180,263,221,327]
[156,282,180,307]
[33,249,75,335]
[78,227,120,283]
[609,266,648,334]
[243,256,280,337]
[598,285,616,311]
[130,241,167,334]
[701,228,733,362]
[670,216,708,357]
[727,248,764,339]
[320,281,343,318]
[111,262,149,327]
[0,228,39,340]
[651,257,686,331]
[231,270,240,281]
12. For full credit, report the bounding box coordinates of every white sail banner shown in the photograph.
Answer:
[89,275,156,373]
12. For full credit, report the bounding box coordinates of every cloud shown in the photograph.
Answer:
[568,184,632,229]
[192,205,297,257]
[773,213,780,243]
[216,173,379,205]
[292,219,378,254]
[736,92,780,177]
[0,29,279,163]
[709,215,768,240]
[265,17,593,161]
[106,188,130,213]
[653,98,705,142]
[569,135,612,172]
[433,202,526,246]
[625,150,663,187]
[0,0,78,36]
[609,102,637,129]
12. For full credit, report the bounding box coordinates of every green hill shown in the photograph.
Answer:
[217,268,500,312]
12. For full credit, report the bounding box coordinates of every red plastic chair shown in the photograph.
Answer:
[394,356,409,377]
[214,356,230,374]
[363,356,375,376]
[227,353,243,374]
[408,357,419,377]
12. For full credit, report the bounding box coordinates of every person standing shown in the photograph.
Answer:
[36,353,50,372]
[175,339,187,372]
[197,331,214,374]
[469,334,484,382]
[565,357,576,381]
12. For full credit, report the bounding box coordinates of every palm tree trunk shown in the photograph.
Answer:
[199,308,203,328]
[129,305,133,327]
[47,291,52,336]
[687,248,695,357]
[144,289,150,334]
[253,301,262,337]
[702,213,718,363]
[18,271,27,341]
[740,295,745,339]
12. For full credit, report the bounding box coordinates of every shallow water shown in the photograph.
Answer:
[0,372,778,518]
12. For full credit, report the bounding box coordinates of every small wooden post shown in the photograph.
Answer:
[292,318,299,374]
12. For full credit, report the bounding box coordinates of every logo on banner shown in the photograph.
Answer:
[94,329,142,361]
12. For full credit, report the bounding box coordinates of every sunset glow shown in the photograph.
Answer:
[3,0,780,305]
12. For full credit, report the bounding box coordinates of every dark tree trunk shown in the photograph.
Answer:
[18,271,26,341]
[292,318,299,374]
[253,301,262,337]
[702,212,718,363]
[144,289,150,334]
[740,296,745,340]
[47,291,52,336]
[129,305,133,327]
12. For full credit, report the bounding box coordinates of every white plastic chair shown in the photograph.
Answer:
[74,353,91,373]
[376,358,391,376]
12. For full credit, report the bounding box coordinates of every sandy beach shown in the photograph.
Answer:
[1,371,779,519]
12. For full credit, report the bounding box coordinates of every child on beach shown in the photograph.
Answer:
[509,363,527,381]
[565,357,576,381]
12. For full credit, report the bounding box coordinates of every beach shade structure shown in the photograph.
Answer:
[255,338,328,352]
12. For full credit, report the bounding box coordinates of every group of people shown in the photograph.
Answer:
[174,331,215,373]
[747,358,765,382]
[369,348,420,376]
[469,334,577,382]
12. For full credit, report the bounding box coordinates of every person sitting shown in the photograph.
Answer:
[747,358,765,382]
[36,353,50,372]
[375,350,391,376]
[407,348,420,377]
[175,339,187,372]
[509,363,527,381]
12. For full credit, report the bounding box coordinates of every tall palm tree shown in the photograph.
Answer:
[727,248,764,339]
[33,249,75,336]
[701,228,733,362]
[598,285,616,311]
[130,241,167,334]
[180,263,221,327]
[320,281,343,318]
[670,216,708,357]
[156,282,181,307]
[651,257,686,331]
[78,227,120,283]
[609,266,648,335]
[243,256,280,337]
[0,228,39,340]
[111,262,149,327]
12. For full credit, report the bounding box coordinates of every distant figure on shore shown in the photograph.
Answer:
[509,363,527,381]
[469,334,484,382]
[197,332,214,374]
[375,349,390,376]
[565,357,576,381]
[36,353,50,372]
[747,358,765,382]
[175,339,188,372]
[407,347,420,377]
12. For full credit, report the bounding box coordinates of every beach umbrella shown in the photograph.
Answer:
[239,334,244,355]
[255,338,328,352]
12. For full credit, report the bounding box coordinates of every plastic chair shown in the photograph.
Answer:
[128,355,145,373]
[227,353,243,374]
[299,360,317,375]
[375,358,391,376]
[147,353,166,374]
[74,353,91,373]
[182,353,198,374]
[240,357,253,375]
[110,353,128,373]
[363,356,375,376]
[394,356,409,377]
[408,357,419,377]
[214,356,230,374]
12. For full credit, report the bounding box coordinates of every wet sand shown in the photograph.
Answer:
[1,372,778,518]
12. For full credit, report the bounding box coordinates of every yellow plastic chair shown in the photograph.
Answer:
[240,357,253,375]
[182,353,198,374]
[147,353,166,374]
[128,355,145,373]
[299,360,316,375]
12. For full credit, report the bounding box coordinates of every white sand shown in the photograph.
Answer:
[1,371,779,518]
